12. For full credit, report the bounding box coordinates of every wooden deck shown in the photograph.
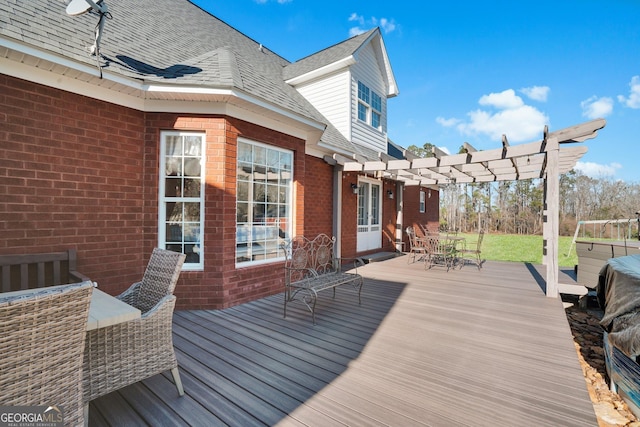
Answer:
[88,257,597,426]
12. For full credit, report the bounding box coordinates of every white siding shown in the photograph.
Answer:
[295,70,351,140]
[350,43,387,153]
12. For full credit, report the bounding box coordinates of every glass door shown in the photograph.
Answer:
[356,180,382,252]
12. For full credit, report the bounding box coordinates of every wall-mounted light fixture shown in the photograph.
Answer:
[351,183,359,194]
[428,189,432,198]
[387,189,394,199]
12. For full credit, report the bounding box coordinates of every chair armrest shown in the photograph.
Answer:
[336,257,365,273]
[283,267,318,285]
[69,270,91,283]
[116,281,143,305]
[140,294,176,320]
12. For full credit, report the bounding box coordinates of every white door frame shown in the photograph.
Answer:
[356,177,382,252]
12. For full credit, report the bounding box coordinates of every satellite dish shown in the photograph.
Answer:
[66,0,105,16]
[65,0,110,78]
[66,0,92,16]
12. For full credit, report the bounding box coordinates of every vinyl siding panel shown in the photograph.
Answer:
[295,70,351,140]
[351,44,387,153]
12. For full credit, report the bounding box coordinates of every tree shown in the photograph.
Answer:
[406,142,436,158]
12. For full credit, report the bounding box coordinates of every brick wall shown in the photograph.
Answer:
[0,75,309,310]
[402,186,440,247]
[0,75,147,292]
[303,155,333,238]
[1,74,440,310]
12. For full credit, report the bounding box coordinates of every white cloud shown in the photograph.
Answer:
[348,13,364,25]
[378,18,396,34]
[520,86,550,102]
[575,161,622,178]
[348,14,396,37]
[479,89,524,109]
[617,75,640,109]
[581,96,614,119]
[438,89,549,143]
[435,117,460,127]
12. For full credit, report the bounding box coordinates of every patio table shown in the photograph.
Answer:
[5,285,141,331]
[87,288,141,330]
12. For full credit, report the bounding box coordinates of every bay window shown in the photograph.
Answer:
[236,139,292,266]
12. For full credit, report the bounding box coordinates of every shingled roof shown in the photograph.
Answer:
[0,0,386,160]
[283,28,378,81]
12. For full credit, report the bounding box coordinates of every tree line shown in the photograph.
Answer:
[407,143,640,237]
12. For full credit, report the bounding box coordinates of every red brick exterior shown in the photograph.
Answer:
[402,186,440,246]
[1,74,440,310]
[1,75,147,293]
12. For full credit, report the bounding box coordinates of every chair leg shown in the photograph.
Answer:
[171,367,185,396]
[84,403,89,427]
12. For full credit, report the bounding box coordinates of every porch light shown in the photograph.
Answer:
[351,183,359,194]
[387,190,393,199]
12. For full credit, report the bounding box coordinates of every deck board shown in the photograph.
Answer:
[89,257,597,426]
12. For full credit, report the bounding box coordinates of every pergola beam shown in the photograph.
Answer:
[325,118,606,299]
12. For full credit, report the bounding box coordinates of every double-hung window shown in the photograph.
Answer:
[420,190,426,213]
[371,92,382,129]
[159,132,205,270]
[236,139,293,266]
[357,81,382,130]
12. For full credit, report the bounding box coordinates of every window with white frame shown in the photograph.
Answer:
[159,132,205,269]
[357,81,382,130]
[236,139,292,266]
[419,190,426,213]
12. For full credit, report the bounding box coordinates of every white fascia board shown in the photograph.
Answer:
[352,31,399,98]
[1,40,326,135]
[0,37,144,92]
[0,55,148,110]
[376,37,399,97]
[285,56,357,86]
[146,84,325,132]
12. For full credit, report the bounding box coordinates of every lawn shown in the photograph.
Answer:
[458,233,578,268]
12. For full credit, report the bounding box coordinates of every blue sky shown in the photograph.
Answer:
[193,0,640,182]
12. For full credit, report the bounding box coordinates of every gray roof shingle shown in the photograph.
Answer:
[0,0,383,160]
[283,28,378,81]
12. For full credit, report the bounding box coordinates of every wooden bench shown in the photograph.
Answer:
[282,234,364,324]
[0,249,90,293]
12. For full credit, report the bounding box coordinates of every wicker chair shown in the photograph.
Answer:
[0,282,93,427]
[83,248,186,408]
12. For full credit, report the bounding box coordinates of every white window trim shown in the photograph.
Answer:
[158,131,206,271]
[357,81,382,131]
[235,138,293,268]
[419,190,426,213]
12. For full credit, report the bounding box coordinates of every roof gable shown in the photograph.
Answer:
[284,28,398,97]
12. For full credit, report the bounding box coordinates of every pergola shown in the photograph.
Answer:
[326,118,606,298]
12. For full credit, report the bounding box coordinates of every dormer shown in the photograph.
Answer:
[284,28,399,155]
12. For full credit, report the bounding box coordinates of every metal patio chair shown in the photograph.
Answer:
[458,230,485,270]
[406,226,428,264]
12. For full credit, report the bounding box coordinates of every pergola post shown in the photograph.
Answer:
[544,136,560,298]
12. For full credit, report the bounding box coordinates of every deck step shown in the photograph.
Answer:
[362,252,401,263]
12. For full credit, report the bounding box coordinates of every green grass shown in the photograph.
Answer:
[458,233,578,268]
